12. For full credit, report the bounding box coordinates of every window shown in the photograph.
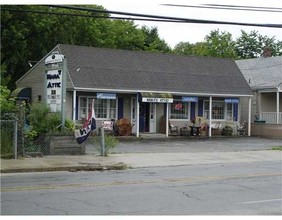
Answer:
[170,101,189,119]
[79,97,116,120]
[204,101,234,120]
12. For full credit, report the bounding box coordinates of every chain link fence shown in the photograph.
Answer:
[0,120,18,159]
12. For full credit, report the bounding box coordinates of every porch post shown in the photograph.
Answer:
[136,93,140,137]
[276,89,280,124]
[166,103,169,137]
[248,97,251,136]
[209,96,212,137]
[72,90,76,121]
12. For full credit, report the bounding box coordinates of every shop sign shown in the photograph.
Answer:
[142,97,173,103]
[225,98,239,103]
[182,96,198,102]
[97,93,116,99]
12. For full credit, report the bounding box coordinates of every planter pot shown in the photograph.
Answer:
[222,128,233,136]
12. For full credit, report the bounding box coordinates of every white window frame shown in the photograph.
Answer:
[169,100,190,120]
[78,96,117,120]
[204,100,234,120]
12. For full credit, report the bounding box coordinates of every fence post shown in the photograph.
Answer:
[100,126,105,156]
[14,119,18,159]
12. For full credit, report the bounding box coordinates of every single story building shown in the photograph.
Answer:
[16,44,253,137]
[236,56,282,138]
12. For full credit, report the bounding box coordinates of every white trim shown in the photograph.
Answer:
[73,87,253,98]
[209,96,212,137]
[136,94,140,137]
[248,97,252,136]
[16,45,61,85]
[72,90,76,121]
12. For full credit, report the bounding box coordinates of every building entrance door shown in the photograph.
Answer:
[139,102,156,132]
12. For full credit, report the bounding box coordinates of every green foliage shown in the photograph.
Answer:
[235,30,282,59]
[90,135,119,156]
[0,86,17,116]
[173,29,281,59]
[27,102,75,136]
[271,146,282,151]
[1,5,171,90]
[0,122,14,158]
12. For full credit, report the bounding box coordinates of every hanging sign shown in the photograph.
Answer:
[97,93,116,99]
[142,97,173,103]
[225,98,239,103]
[182,96,198,102]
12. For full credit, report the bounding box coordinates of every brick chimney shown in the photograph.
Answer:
[262,47,272,58]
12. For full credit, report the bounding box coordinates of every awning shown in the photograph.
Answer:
[11,87,31,100]
[140,92,173,103]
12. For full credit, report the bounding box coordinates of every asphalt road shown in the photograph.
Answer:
[1,160,281,215]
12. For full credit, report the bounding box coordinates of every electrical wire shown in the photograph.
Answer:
[1,5,282,28]
[161,3,282,13]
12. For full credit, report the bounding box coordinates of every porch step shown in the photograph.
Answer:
[140,133,167,139]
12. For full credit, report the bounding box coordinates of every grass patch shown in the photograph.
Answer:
[271,146,282,151]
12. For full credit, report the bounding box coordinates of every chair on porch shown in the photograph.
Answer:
[169,121,179,136]
[236,121,247,136]
[211,122,222,136]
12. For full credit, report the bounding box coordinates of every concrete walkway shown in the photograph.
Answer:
[1,137,281,173]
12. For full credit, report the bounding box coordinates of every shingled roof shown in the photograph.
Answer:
[56,44,252,96]
[236,56,282,90]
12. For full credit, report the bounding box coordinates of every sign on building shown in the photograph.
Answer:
[45,53,66,126]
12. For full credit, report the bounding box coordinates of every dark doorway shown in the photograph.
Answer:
[139,102,150,132]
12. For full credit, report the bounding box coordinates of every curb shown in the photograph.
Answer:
[0,162,127,173]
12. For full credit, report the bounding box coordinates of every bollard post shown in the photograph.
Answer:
[100,126,105,156]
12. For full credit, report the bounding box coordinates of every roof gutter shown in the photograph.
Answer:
[71,87,253,98]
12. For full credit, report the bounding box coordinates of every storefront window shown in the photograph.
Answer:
[170,101,189,119]
[79,97,116,120]
[204,101,233,120]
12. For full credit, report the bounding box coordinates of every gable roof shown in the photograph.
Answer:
[55,44,252,96]
[236,56,282,90]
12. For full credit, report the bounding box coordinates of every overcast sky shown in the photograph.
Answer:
[8,0,282,48]
[91,0,282,47]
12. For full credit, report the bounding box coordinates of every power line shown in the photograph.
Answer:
[46,5,282,28]
[2,5,282,28]
[161,4,282,13]
[204,4,282,11]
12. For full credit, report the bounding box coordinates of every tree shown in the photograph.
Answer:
[1,5,171,91]
[173,42,195,55]
[141,26,171,53]
[173,30,238,58]
[204,29,238,59]
[235,30,282,59]
[0,86,17,115]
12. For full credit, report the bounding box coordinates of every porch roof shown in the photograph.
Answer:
[56,44,252,96]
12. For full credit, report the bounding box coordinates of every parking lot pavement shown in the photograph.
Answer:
[92,136,282,154]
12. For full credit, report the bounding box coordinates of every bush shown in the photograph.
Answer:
[90,135,119,156]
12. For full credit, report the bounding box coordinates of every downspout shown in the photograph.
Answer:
[276,87,280,124]
[136,93,140,137]
[209,96,212,137]
[166,103,169,137]
[73,90,76,121]
[248,97,252,136]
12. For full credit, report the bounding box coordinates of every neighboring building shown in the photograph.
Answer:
[16,44,253,137]
[236,56,282,125]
